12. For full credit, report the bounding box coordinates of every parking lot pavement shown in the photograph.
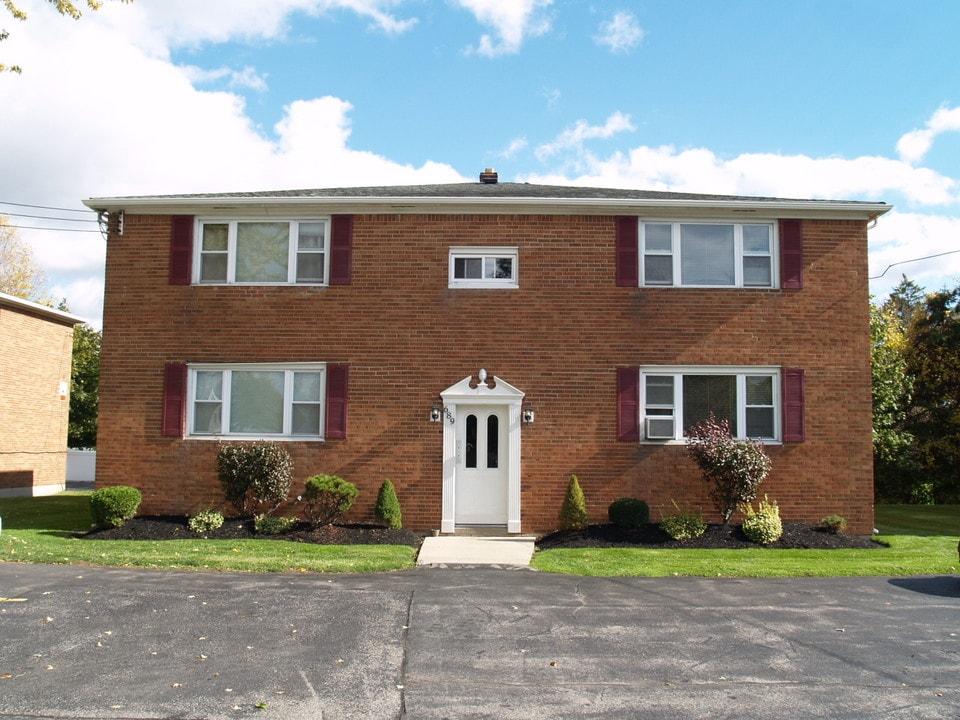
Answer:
[0,564,957,719]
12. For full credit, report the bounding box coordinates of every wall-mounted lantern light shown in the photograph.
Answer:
[430,403,455,424]
[522,404,535,424]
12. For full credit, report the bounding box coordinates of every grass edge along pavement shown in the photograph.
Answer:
[0,492,416,574]
[0,492,958,577]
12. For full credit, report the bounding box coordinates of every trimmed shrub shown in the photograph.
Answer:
[188,509,225,533]
[217,442,293,516]
[608,497,650,528]
[558,475,589,531]
[302,474,359,527]
[741,496,783,545]
[254,514,297,535]
[375,479,403,529]
[820,515,848,534]
[90,486,142,529]
[659,501,707,541]
[686,415,772,525]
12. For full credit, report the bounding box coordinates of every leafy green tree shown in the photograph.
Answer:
[903,287,960,503]
[2,0,133,73]
[68,321,100,448]
[0,217,51,304]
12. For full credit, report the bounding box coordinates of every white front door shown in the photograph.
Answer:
[455,404,508,525]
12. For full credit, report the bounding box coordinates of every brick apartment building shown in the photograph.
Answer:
[84,174,889,534]
[0,292,82,497]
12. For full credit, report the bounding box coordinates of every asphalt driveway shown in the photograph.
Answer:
[0,564,956,719]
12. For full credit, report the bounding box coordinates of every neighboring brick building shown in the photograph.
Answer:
[84,176,889,533]
[0,292,82,497]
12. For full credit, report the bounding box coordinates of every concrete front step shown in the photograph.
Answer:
[416,535,536,566]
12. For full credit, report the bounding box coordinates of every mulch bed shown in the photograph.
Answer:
[536,522,884,551]
[86,516,882,551]
[85,515,423,547]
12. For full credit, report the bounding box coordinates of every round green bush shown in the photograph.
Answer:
[820,515,847,534]
[741,497,783,544]
[188,509,225,533]
[375,479,403,529]
[302,474,359,527]
[607,497,650,528]
[659,502,707,541]
[90,485,142,529]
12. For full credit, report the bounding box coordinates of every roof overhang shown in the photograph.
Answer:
[0,292,84,326]
[83,189,892,222]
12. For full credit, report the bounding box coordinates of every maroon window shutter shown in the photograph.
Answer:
[169,215,194,285]
[329,215,353,286]
[616,366,640,441]
[325,365,349,439]
[162,363,187,437]
[779,219,803,289]
[782,368,806,442]
[615,216,639,287]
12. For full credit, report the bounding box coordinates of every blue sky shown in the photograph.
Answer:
[3,0,960,326]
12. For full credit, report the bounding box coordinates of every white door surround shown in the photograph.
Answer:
[440,371,524,534]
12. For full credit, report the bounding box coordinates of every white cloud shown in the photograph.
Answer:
[0,1,458,327]
[498,137,528,158]
[454,0,553,57]
[523,143,959,206]
[181,65,269,92]
[595,11,644,54]
[896,105,960,165]
[95,0,417,55]
[867,212,960,296]
[535,112,635,160]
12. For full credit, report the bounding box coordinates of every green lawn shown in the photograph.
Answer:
[2,493,957,577]
[0,492,416,574]
[875,504,960,536]
[533,504,960,577]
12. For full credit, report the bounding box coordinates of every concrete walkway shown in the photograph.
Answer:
[416,534,536,566]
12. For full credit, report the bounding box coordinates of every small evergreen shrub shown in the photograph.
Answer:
[188,509,225,533]
[375,479,403,529]
[89,486,142,529]
[820,515,847,534]
[558,475,589,531]
[659,501,707,541]
[740,495,783,545]
[254,514,297,535]
[607,497,650,528]
[217,442,293,516]
[302,474,359,527]
[686,415,772,525]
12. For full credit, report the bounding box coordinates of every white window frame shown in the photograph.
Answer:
[448,247,519,289]
[194,219,331,286]
[639,366,781,443]
[639,221,778,288]
[186,362,326,440]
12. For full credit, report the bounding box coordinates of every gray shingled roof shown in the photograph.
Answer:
[97,181,867,205]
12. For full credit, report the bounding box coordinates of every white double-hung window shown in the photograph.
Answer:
[448,247,518,288]
[641,367,780,442]
[196,220,329,284]
[641,222,776,288]
[189,363,325,439]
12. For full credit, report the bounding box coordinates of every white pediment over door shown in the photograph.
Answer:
[441,373,525,403]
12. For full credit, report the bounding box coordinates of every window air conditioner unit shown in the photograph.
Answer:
[645,417,675,440]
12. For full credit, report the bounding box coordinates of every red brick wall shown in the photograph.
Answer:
[97,213,874,533]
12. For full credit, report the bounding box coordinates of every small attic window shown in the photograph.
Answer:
[448,247,518,289]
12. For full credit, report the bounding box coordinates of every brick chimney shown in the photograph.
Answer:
[479,168,499,184]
